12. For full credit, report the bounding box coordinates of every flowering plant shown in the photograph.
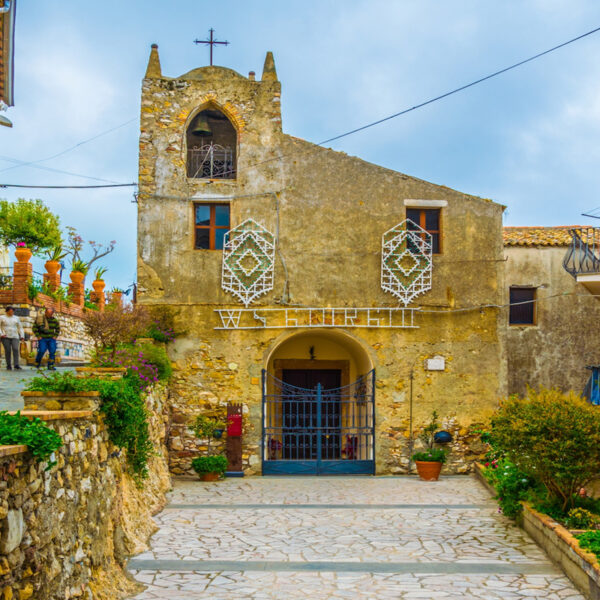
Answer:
[94,346,159,391]
[16,241,26,247]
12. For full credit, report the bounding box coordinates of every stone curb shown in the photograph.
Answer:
[8,410,93,421]
[475,462,600,600]
[0,445,28,457]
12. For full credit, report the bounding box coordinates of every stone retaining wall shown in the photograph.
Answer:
[0,385,171,600]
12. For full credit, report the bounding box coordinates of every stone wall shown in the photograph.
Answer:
[0,385,171,600]
[504,245,600,396]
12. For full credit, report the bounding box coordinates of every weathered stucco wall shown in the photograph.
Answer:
[0,385,171,600]
[137,48,507,475]
[505,245,600,396]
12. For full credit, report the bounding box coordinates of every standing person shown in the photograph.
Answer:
[0,306,24,370]
[33,308,60,370]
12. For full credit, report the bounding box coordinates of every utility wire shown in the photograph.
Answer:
[0,155,123,184]
[0,117,138,175]
[225,24,600,176]
[4,25,599,188]
[0,183,136,189]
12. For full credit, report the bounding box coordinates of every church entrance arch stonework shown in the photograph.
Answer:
[262,330,375,475]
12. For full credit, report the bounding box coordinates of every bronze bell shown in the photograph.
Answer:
[190,114,212,136]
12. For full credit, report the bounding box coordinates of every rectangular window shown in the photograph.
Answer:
[509,287,536,325]
[406,208,441,253]
[194,203,230,250]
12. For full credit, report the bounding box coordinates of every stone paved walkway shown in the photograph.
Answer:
[0,362,76,411]
[127,477,584,599]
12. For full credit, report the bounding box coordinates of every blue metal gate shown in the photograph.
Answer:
[262,369,375,475]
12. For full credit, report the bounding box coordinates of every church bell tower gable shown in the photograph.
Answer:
[138,46,282,199]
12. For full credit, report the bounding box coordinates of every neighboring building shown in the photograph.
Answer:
[504,226,600,397]
[137,45,506,476]
[0,0,15,127]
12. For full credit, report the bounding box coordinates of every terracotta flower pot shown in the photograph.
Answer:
[200,472,220,482]
[15,246,32,263]
[70,271,85,284]
[45,260,61,275]
[92,279,106,293]
[415,461,443,481]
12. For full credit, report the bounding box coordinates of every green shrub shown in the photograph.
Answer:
[0,411,62,464]
[491,388,600,511]
[191,454,228,475]
[25,371,152,480]
[576,531,600,559]
[565,508,600,530]
[0,198,62,253]
[97,378,153,481]
[26,371,97,393]
[412,448,448,463]
[484,458,534,518]
[137,343,172,380]
[192,414,227,439]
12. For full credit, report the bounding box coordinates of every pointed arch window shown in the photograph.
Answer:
[186,108,237,179]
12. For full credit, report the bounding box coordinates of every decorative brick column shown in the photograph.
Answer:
[43,260,61,292]
[12,247,33,304]
[68,272,85,307]
[90,279,106,311]
[110,290,123,308]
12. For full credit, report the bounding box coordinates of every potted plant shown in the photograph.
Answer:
[192,414,228,481]
[92,267,108,294]
[110,287,124,305]
[15,241,32,263]
[70,259,88,284]
[191,455,228,481]
[412,411,449,481]
[45,245,66,276]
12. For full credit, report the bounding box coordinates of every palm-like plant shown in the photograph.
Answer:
[94,267,108,280]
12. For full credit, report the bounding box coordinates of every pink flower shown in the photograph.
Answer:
[17,242,26,247]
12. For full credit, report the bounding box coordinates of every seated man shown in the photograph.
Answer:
[33,308,60,370]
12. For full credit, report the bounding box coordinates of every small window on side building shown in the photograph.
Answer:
[406,208,441,253]
[509,287,536,325]
[194,203,230,250]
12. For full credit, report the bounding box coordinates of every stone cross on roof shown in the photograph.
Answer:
[194,28,229,66]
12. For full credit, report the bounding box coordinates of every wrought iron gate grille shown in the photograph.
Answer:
[262,369,375,475]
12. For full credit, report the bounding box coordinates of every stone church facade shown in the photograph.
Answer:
[137,46,599,476]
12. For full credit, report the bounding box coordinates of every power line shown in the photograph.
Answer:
[0,117,138,175]
[0,155,123,184]
[0,183,137,189]
[226,24,600,177]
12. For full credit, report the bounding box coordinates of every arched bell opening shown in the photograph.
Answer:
[262,330,376,475]
[186,108,237,179]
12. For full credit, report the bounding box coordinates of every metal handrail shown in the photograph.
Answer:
[564,227,600,277]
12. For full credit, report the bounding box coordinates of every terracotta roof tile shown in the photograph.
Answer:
[503,226,584,247]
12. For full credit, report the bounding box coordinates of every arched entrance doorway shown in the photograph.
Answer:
[262,330,375,475]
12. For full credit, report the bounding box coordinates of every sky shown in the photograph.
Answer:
[2,0,600,289]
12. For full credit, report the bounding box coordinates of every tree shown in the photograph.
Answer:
[82,305,151,358]
[64,225,116,272]
[491,388,600,511]
[0,199,62,254]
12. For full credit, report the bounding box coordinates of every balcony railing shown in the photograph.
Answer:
[187,143,236,179]
[563,227,600,277]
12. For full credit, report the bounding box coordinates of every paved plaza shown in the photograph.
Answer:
[127,477,584,599]
[0,365,40,411]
